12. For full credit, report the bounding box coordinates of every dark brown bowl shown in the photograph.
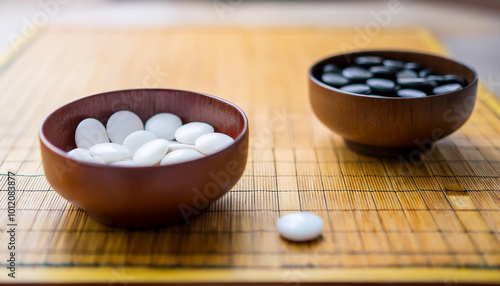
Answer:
[309,50,478,157]
[39,89,249,228]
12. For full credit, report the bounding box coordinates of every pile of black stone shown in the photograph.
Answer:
[321,56,467,98]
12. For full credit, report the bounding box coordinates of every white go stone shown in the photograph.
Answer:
[89,143,131,164]
[110,160,136,167]
[106,110,144,144]
[75,118,109,149]
[145,113,182,140]
[122,130,157,156]
[195,133,234,155]
[133,139,170,166]
[174,122,214,145]
[168,142,198,152]
[160,149,205,165]
[86,156,106,164]
[67,148,105,164]
[67,148,91,159]
[276,212,323,242]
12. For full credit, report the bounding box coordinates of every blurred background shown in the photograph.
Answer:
[1,0,499,93]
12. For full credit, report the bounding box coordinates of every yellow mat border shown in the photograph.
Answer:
[2,268,499,284]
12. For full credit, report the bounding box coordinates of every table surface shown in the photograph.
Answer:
[0,27,499,285]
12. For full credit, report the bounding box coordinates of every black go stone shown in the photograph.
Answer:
[366,78,396,96]
[369,66,397,80]
[433,83,463,95]
[418,68,434,78]
[354,56,383,68]
[342,66,372,83]
[321,73,349,87]
[397,89,427,98]
[426,75,446,84]
[340,84,371,95]
[323,64,340,73]
[443,74,467,86]
[397,78,437,93]
[396,69,419,79]
[404,62,423,71]
[383,59,405,71]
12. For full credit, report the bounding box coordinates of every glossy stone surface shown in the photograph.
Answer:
[110,160,136,167]
[397,78,437,93]
[369,66,397,80]
[195,133,235,156]
[383,59,405,70]
[354,56,383,67]
[122,130,157,156]
[133,139,170,166]
[342,66,372,82]
[67,148,106,164]
[89,143,131,164]
[75,118,109,149]
[418,68,434,78]
[276,212,323,242]
[145,113,182,141]
[106,110,144,144]
[397,88,427,98]
[443,74,467,86]
[433,83,463,95]
[396,69,419,79]
[322,63,340,73]
[340,84,371,95]
[366,78,396,95]
[321,72,349,87]
[160,149,205,165]
[175,122,215,145]
[404,62,423,71]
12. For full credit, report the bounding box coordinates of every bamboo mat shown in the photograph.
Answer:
[0,27,499,284]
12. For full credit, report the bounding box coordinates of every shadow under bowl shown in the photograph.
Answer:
[39,89,249,228]
[309,50,478,157]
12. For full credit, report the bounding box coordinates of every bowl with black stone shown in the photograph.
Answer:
[309,50,478,157]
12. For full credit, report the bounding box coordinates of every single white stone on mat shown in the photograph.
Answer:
[110,160,136,167]
[174,122,214,145]
[89,143,131,164]
[75,118,109,149]
[160,149,205,165]
[276,212,323,242]
[106,110,144,144]
[133,139,170,166]
[145,113,182,140]
[195,133,234,156]
[122,130,157,156]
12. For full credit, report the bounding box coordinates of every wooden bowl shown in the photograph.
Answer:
[39,89,249,228]
[309,50,478,157]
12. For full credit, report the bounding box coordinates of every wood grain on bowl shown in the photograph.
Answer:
[39,89,249,228]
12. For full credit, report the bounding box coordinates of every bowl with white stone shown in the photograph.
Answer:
[39,89,249,228]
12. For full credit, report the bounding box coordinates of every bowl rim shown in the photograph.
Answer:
[39,88,249,168]
[308,49,478,100]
